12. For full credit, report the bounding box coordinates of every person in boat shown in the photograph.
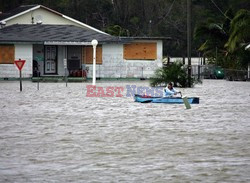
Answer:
[164,82,181,97]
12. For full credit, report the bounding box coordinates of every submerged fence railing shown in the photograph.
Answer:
[223,69,249,81]
[190,65,249,81]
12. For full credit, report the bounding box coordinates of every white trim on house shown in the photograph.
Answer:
[44,41,92,46]
[2,5,41,22]
[62,15,108,35]
[245,44,250,50]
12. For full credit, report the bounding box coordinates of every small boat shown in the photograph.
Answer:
[134,94,199,104]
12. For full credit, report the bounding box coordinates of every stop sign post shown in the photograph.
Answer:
[14,59,26,92]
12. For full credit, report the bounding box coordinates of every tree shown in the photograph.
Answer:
[150,62,198,87]
[0,0,249,59]
[0,0,24,12]
[226,9,250,52]
[194,9,234,66]
[105,25,129,36]
[194,21,228,56]
[194,8,249,69]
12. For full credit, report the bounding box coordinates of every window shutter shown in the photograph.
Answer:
[124,42,157,60]
[0,45,15,64]
[83,46,102,64]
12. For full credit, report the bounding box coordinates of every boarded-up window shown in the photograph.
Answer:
[124,42,157,60]
[82,46,102,64]
[0,45,15,64]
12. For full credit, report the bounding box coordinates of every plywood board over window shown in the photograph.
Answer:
[82,46,102,64]
[124,42,157,60]
[0,45,15,64]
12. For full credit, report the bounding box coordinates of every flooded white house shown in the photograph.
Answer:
[0,5,164,79]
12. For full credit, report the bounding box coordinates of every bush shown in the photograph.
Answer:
[150,62,197,87]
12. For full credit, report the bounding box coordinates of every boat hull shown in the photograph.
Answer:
[134,94,199,104]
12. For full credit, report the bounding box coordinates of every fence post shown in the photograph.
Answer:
[198,65,201,80]
[203,55,206,65]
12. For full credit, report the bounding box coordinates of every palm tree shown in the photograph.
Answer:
[194,9,234,58]
[194,21,228,57]
[194,19,231,68]
[150,62,198,87]
[226,9,250,52]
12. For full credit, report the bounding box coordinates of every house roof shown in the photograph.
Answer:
[0,5,107,35]
[0,24,119,45]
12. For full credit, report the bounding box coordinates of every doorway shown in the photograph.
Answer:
[67,46,81,76]
[44,46,57,74]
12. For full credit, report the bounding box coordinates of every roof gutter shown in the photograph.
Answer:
[0,41,43,44]
[44,41,92,46]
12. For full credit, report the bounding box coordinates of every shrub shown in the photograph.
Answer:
[150,62,198,87]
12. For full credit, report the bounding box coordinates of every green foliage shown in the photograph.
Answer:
[195,8,250,70]
[225,9,250,52]
[1,0,249,58]
[150,62,197,88]
[129,16,140,26]
[105,25,130,36]
[194,22,227,51]
[194,7,233,57]
[194,20,229,68]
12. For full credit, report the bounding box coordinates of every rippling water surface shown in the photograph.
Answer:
[0,80,250,182]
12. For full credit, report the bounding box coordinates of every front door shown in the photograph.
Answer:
[45,46,57,74]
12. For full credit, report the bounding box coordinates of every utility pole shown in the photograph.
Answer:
[187,0,192,87]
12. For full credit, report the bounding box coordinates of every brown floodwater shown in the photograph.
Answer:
[0,80,249,182]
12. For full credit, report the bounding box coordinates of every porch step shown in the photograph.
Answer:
[32,77,87,82]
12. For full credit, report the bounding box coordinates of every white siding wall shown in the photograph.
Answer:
[86,40,163,78]
[0,44,32,78]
